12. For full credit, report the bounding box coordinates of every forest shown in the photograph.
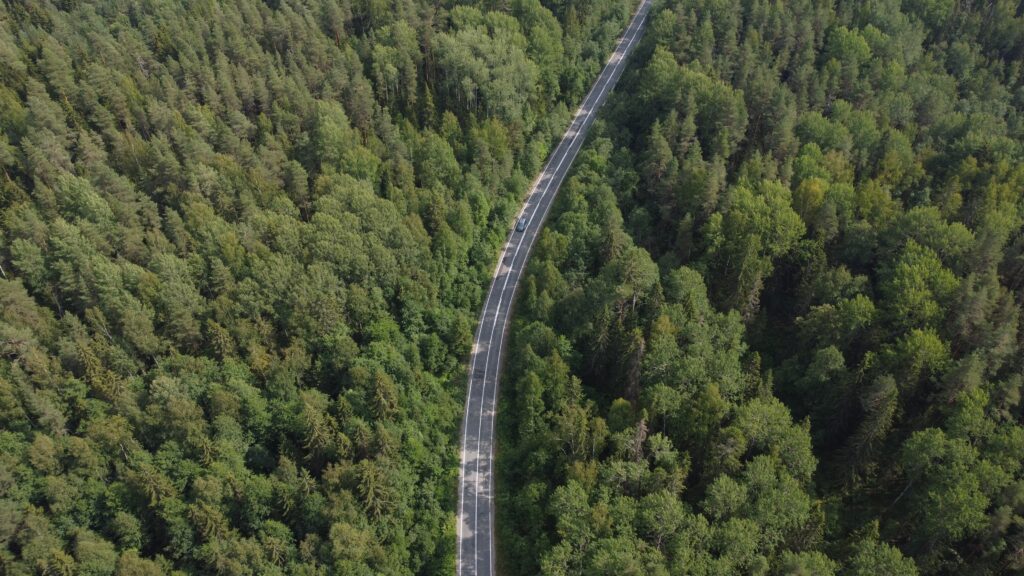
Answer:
[496,0,1024,575]
[0,0,632,573]
[4,0,1024,574]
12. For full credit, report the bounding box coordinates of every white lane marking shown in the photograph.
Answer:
[476,7,650,576]
[457,233,506,574]
[468,113,588,573]
[470,130,582,570]
[463,33,609,575]
[457,1,650,573]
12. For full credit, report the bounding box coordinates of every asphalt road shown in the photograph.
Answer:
[456,1,652,574]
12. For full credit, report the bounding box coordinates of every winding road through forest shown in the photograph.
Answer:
[456,0,653,573]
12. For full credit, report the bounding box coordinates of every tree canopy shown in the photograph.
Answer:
[0,0,633,573]
[498,0,1024,574]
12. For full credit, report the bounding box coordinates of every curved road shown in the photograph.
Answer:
[456,1,652,573]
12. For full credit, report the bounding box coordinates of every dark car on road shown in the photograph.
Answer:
[516,216,528,232]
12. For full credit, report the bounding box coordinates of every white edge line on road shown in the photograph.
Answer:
[477,7,650,576]
[456,0,650,573]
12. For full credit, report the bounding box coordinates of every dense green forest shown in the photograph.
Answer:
[5,0,1024,573]
[497,0,1024,575]
[0,0,634,573]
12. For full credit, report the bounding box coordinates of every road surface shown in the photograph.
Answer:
[456,0,652,574]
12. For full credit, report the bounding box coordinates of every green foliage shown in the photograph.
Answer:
[5,0,1024,572]
[497,137,819,575]
[499,0,1024,574]
[0,0,633,572]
